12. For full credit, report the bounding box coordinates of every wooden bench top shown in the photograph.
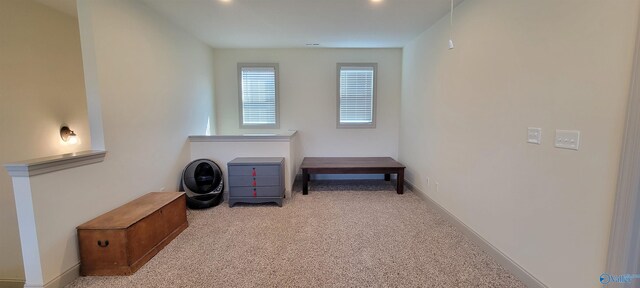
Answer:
[300,157,405,169]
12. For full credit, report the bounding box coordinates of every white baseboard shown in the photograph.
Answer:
[0,279,25,288]
[23,263,80,288]
[405,181,547,288]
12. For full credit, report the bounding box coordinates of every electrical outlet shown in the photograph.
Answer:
[555,130,580,150]
[436,182,439,193]
[527,127,542,144]
[160,187,165,191]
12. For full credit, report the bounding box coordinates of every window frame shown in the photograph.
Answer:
[237,63,280,129]
[336,63,377,129]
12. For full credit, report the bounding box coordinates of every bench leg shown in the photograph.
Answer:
[396,169,404,194]
[303,169,309,195]
[384,174,391,181]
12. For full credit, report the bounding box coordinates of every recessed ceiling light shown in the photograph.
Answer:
[219,0,232,3]
[370,0,383,3]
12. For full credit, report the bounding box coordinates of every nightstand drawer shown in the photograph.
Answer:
[228,165,280,176]
[229,176,280,187]
[229,186,282,197]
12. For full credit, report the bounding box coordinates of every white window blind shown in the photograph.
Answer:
[338,64,376,127]
[240,65,278,126]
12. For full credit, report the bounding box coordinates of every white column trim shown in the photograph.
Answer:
[77,0,105,151]
[606,6,640,280]
[3,151,105,287]
[11,177,44,287]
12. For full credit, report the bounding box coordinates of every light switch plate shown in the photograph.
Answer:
[555,130,580,150]
[527,127,542,144]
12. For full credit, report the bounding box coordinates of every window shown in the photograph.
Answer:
[337,63,377,128]
[238,63,279,128]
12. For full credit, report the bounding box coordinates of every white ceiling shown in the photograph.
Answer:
[141,0,464,48]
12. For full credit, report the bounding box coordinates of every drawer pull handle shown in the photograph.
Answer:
[253,188,257,197]
[252,179,256,187]
[252,168,256,176]
[97,240,109,248]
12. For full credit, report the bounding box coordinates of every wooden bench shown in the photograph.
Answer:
[77,192,187,276]
[300,157,406,195]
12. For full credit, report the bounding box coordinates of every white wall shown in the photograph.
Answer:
[13,0,215,285]
[400,1,639,287]
[0,0,91,282]
[213,48,402,162]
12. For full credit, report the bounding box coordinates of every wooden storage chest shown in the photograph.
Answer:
[77,192,188,276]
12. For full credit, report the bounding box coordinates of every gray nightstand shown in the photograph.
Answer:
[228,157,284,207]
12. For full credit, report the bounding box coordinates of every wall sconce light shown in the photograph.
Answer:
[60,126,78,144]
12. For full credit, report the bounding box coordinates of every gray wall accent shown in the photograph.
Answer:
[406,181,548,288]
[4,150,106,177]
[606,7,640,284]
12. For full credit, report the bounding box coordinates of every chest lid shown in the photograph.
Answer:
[77,192,184,230]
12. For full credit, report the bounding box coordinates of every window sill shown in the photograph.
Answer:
[337,123,376,129]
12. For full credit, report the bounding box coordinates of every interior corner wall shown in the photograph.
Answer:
[21,0,215,284]
[213,48,402,162]
[0,0,91,282]
[399,1,639,287]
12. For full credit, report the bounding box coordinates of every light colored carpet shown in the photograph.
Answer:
[67,180,526,288]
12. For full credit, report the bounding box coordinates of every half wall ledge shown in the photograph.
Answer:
[4,150,107,177]
[188,130,297,143]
